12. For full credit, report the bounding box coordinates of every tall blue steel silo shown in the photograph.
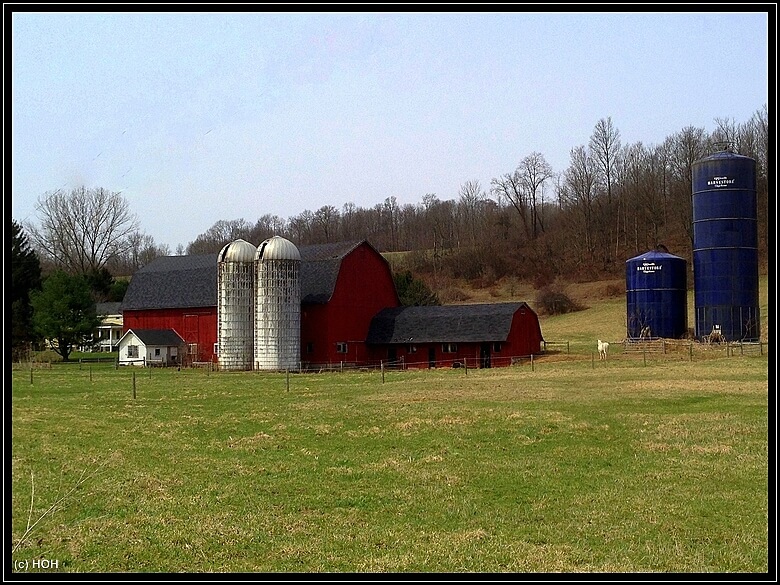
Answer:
[692,151,760,342]
[626,249,688,340]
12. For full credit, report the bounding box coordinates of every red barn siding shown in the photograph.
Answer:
[505,304,544,358]
[123,307,217,362]
[300,243,399,367]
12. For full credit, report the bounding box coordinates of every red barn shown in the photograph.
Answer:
[366,302,543,369]
[120,239,545,369]
[299,241,400,367]
[121,254,217,363]
[121,240,401,366]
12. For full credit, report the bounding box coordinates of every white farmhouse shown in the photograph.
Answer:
[94,302,123,352]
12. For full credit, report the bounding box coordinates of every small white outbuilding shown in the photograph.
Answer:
[117,328,185,367]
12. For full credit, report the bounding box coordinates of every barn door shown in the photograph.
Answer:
[480,343,491,368]
[184,314,199,361]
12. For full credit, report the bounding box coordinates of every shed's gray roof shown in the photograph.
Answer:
[366,302,530,344]
[121,241,368,310]
[123,329,185,346]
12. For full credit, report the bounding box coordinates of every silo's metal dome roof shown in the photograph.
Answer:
[256,236,301,261]
[218,239,257,263]
[626,250,685,263]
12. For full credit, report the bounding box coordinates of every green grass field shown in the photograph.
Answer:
[10,279,770,574]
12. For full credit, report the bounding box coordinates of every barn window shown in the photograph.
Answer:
[408,344,417,353]
[154,348,161,357]
[336,342,348,354]
[188,343,198,355]
[127,345,139,358]
[442,343,457,353]
[213,343,219,356]
[493,342,502,352]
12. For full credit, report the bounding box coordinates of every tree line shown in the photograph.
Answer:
[185,107,768,283]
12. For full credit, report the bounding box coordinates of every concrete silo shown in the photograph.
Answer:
[254,236,301,371]
[626,249,688,340]
[217,239,257,370]
[692,150,760,342]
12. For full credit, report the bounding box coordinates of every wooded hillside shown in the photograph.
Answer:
[183,108,768,293]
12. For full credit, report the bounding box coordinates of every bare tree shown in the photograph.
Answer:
[288,210,314,245]
[667,126,708,250]
[382,195,401,252]
[28,186,139,274]
[108,231,170,274]
[458,179,486,246]
[313,205,340,243]
[621,141,666,251]
[491,169,531,241]
[562,145,598,265]
[589,118,622,260]
[590,118,622,206]
[249,213,287,245]
[517,152,554,239]
[186,218,253,254]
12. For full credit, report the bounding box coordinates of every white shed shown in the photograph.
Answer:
[117,329,185,367]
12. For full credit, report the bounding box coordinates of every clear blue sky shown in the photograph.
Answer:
[10,10,770,252]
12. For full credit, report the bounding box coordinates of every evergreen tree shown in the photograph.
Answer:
[30,271,100,361]
[11,219,42,358]
[393,270,440,306]
[85,267,115,302]
[107,278,129,302]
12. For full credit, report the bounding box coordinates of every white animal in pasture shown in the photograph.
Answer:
[597,339,609,360]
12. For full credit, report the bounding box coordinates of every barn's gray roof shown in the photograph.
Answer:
[120,254,218,311]
[122,328,185,346]
[121,241,368,310]
[299,241,363,303]
[366,302,531,344]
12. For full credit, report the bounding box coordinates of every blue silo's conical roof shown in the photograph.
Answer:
[626,250,685,263]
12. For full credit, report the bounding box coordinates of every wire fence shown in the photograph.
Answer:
[11,339,768,376]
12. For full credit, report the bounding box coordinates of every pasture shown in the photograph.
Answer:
[10,350,768,574]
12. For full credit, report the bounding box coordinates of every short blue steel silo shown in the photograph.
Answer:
[692,151,760,342]
[626,250,688,340]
